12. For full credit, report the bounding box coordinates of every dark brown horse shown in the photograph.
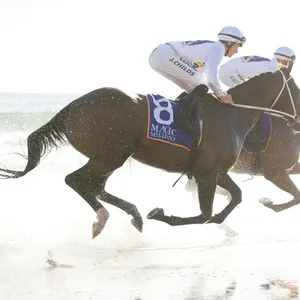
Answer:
[186,78,300,213]
[229,115,300,212]
[185,115,300,212]
[0,68,299,239]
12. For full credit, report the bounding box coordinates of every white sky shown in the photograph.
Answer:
[0,0,299,97]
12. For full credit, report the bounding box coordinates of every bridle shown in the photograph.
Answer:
[229,70,299,123]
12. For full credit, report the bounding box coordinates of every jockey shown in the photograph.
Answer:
[148,26,246,131]
[219,46,296,88]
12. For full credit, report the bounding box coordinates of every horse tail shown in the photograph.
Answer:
[21,104,71,175]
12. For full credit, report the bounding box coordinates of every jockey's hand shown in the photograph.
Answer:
[218,94,234,104]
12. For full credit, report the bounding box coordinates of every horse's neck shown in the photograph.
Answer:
[204,93,263,136]
[227,73,283,134]
[230,71,283,109]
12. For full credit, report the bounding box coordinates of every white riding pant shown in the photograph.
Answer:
[149,43,207,93]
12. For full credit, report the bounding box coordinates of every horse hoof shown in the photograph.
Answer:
[147,208,164,219]
[92,221,106,239]
[259,198,273,206]
[131,217,143,233]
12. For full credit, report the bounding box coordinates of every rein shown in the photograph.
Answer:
[227,70,299,122]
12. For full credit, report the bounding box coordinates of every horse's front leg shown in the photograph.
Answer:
[147,174,217,226]
[259,168,300,212]
[207,172,242,224]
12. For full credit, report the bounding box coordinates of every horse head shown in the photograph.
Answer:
[271,68,300,125]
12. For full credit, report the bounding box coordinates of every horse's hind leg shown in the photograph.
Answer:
[65,159,143,239]
[65,160,109,238]
[207,172,242,224]
[98,174,143,234]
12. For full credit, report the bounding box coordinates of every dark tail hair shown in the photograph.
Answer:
[22,104,71,175]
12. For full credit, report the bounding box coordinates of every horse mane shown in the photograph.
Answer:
[200,71,280,111]
[228,71,274,96]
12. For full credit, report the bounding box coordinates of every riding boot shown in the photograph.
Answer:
[173,84,208,132]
